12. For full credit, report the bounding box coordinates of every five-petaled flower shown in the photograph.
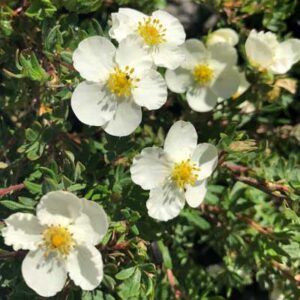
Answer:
[109,8,186,69]
[130,121,218,221]
[245,30,300,74]
[71,35,167,136]
[2,191,109,297]
[165,39,240,112]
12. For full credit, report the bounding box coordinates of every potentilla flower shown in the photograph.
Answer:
[1,191,109,297]
[245,30,300,74]
[130,121,218,221]
[165,39,240,112]
[71,35,167,136]
[207,28,239,47]
[109,8,186,69]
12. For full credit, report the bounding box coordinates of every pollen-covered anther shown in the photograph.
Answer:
[107,66,140,97]
[43,225,74,256]
[193,64,214,86]
[137,17,167,46]
[171,160,199,189]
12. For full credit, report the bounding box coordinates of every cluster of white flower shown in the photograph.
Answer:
[2,7,300,297]
[71,8,186,137]
[71,8,300,136]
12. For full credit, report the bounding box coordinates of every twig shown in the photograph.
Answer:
[166,269,187,300]
[222,162,290,200]
[236,213,274,236]
[271,260,300,285]
[0,183,25,198]
[234,175,288,199]
[201,204,274,237]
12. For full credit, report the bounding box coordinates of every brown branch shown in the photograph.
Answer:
[236,213,274,236]
[222,162,290,200]
[0,183,25,198]
[201,204,274,237]
[271,260,300,285]
[166,269,187,300]
[234,175,288,199]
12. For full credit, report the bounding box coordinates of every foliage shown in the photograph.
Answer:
[0,0,300,299]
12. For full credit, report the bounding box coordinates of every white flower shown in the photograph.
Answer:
[207,28,239,47]
[71,35,167,137]
[165,39,240,112]
[109,8,186,69]
[130,121,218,221]
[1,191,109,297]
[232,70,250,99]
[245,30,300,74]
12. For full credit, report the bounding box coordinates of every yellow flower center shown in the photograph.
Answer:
[137,17,166,46]
[43,226,74,256]
[193,64,214,86]
[107,66,139,97]
[171,160,199,189]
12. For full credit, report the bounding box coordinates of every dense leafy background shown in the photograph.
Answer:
[0,0,300,299]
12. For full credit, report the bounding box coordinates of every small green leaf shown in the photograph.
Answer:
[115,267,136,280]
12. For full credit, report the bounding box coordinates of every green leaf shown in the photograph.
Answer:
[24,181,42,194]
[115,267,136,280]
[0,200,33,211]
[181,210,211,230]
[18,52,49,82]
[26,0,57,19]
[42,177,59,193]
[157,240,172,269]
[118,268,142,299]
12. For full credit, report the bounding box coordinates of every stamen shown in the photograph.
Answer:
[137,17,167,46]
[193,64,214,86]
[43,225,74,256]
[107,67,139,97]
[171,160,199,189]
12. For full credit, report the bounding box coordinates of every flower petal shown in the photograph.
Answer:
[245,32,273,69]
[37,191,82,227]
[70,199,109,246]
[66,244,103,291]
[185,180,207,208]
[2,213,43,251]
[191,143,218,180]
[130,147,172,190]
[164,120,198,162]
[103,100,142,136]
[181,39,209,70]
[132,69,167,110]
[152,43,185,70]
[207,28,239,47]
[109,8,146,42]
[152,10,186,45]
[270,39,300,74]
[115,35,153,76]
[71,81,117,126]
[165,68,193,94]
[211,67,240,99]
[73,36,115,82]
[146,182,185,221]
[22,250,67,297]
[208,43,238,66]
[186,87,218,112]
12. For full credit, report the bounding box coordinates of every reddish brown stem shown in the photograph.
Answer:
[222,162,290,200]
[0,183,25,198]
